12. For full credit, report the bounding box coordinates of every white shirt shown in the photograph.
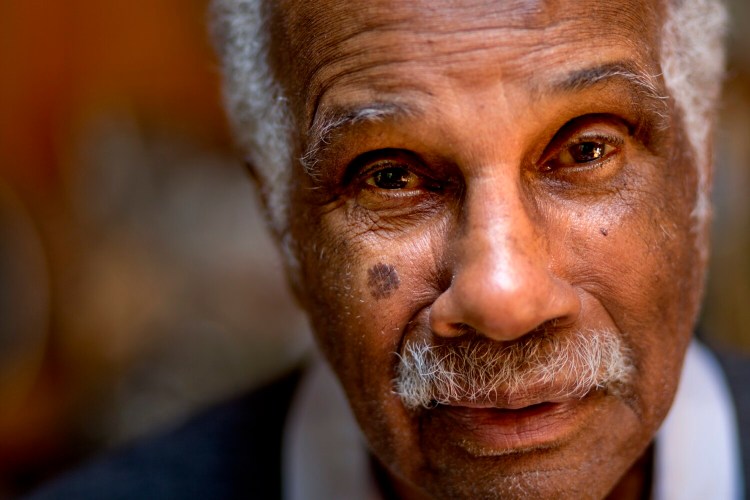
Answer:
[284,341,744,500]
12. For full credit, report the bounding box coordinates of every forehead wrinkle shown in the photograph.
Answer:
[299,23,657,128]
[306,55,429,129]
[286,0,658,84]
[303,28,574,128]
[287,2,591,121]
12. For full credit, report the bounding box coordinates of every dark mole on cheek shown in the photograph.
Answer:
[367,263,401,300]
[600,228,609,236]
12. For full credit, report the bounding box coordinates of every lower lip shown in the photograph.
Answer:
[425,397,594,455]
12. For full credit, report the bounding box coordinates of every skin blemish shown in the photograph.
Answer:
[600,228,609,236]
[367,263,401,299]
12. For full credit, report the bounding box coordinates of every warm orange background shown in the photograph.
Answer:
[0,1,748,497]
[0,0,228,194]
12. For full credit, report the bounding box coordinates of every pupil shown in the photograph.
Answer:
[374,168,409,189]
[573,143,604,162]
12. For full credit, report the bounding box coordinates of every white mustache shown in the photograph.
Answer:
[394,329,634,410]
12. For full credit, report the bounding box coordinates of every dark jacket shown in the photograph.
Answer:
[26,369,301,499]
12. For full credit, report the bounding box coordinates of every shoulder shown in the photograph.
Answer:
[711,346,750,492]
[25,367,303,500]
[711,347,750,431]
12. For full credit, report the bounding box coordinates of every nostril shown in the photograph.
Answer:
[525,317,573,338]
[452,323,475,336]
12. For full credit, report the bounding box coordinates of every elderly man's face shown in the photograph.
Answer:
[272,0,704,497]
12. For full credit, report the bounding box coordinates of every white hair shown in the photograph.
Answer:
[210,0,727,246]
[210,0,293,237]
[394,329,633,410]
[661,0,728,260]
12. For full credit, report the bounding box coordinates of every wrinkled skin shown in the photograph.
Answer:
[263,0,706,498]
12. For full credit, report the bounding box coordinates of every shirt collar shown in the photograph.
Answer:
[283,351,382,500]
[653,341,744,500]
[284,340,744,500]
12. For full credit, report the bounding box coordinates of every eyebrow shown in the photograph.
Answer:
[301,61,668,174]
[301,102,417,174]
[552,61,667,104]
[551,60,671,136]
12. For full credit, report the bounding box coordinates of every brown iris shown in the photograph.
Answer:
[371,167,412,189]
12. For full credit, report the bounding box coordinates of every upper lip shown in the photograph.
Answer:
[442,390,592,410]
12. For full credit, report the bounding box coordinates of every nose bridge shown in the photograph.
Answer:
[457,174,545,301]
[430,170,580,341]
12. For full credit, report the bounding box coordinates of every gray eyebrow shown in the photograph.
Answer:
[552,61,668,110]
[300,102,417,174]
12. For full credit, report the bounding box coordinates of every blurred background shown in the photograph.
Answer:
[0,0,748,497]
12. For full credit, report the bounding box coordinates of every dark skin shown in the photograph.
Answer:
[259,0,707,498]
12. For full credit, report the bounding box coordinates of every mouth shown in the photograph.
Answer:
[425,393,600,456]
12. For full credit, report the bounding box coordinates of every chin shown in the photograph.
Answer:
[366,390,653,500]
[396,448,638,500]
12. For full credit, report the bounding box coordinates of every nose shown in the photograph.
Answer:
[430,177,581,342]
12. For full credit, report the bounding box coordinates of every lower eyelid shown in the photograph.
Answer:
[364,185,425,197]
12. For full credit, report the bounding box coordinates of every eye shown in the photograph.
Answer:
[367,165,417,190]
[362,158,428,191]
[559,141,616,165]
[346,149,446,213]
[542,133,623,174]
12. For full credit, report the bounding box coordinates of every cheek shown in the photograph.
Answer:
[555,161,699,420]
[295,198,445,349]
[291,204,448,467]
[298,238,420,359]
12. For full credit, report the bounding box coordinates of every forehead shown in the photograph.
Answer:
[270,0,664,126]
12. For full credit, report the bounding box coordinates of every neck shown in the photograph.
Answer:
[607,444,655,500]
